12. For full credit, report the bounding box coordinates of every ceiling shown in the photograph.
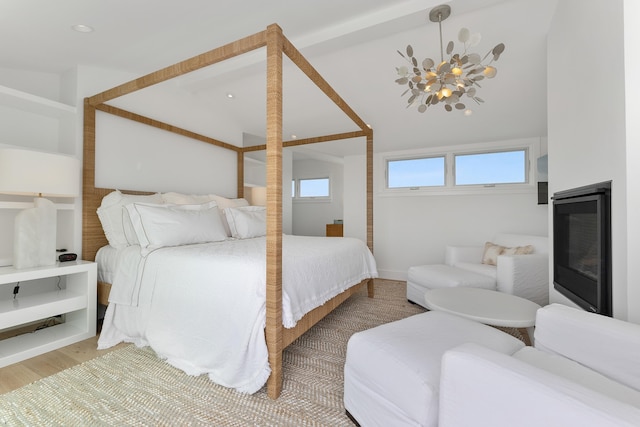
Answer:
[0,0,558,160]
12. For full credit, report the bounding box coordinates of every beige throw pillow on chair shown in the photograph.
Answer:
[482,242,534,266]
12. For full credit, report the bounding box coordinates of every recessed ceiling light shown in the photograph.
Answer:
[290,134,297,139]
[226,93,234,99]
[71,24,94,33]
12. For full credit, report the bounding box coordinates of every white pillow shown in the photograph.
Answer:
[97,190,162,249]
[161,192,215,205]
[224,206,266,239]
[125,201,227,255]
[160,192,249,237]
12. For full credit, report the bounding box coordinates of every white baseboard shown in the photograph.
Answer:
[376,269,408,281]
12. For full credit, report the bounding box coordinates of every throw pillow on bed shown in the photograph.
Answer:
[481,242,534,266]
[224,206,266,239]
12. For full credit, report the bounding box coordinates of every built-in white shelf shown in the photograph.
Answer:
[0,289,85,329]
[0,85,76,118]
[0,261,96,367]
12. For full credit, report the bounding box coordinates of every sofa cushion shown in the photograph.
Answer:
[440,343,640,427]
[513,346,640,408]
[535,304,640,392]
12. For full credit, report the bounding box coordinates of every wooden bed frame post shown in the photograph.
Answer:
[237,151,244,199]
[367,131,374,298]
[82,99,97,263]
[265,23,284,399]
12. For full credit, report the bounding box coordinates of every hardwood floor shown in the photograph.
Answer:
[0,333,126,395]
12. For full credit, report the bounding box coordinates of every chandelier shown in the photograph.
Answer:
[395,4,505,114]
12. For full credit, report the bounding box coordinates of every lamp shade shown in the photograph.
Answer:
[0,148,80,197]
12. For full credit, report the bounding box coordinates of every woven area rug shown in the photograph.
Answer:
[0,280,425,426]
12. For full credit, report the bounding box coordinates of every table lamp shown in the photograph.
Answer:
[0,148,80,269]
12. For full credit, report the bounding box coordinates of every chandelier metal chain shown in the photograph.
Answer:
[395,4,505,113]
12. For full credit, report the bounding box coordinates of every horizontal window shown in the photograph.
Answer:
[387,156,445,189]
[455,149,527,186]
[382,142,534,195]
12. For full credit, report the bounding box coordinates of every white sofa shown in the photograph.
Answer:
[407,233,549,307]
[439,304,640,427]
[343,311,525,427]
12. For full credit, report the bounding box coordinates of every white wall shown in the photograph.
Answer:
[624,0,640,323]
[344,154,367,243]
[547,0,633,320]
[292,158,344,236]
[94,112,237,196]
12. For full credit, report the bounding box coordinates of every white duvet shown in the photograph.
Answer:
[97,235,378,393]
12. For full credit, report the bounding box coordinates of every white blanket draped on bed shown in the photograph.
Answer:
[97,235,378,393]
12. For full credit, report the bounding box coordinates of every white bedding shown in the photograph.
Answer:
[95,244,119,284]
[97,235,378,393]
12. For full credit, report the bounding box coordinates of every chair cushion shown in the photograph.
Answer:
[344,310,524,427]
[452,262,497,279]
[407,264,496,290]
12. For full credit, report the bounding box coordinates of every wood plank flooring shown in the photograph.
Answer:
[0,334,126,394]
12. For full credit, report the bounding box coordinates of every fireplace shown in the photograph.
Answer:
[552,181,611,316]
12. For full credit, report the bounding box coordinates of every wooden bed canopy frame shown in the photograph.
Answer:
[82,24,373,399]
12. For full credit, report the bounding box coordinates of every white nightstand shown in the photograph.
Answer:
[0,260,97,367]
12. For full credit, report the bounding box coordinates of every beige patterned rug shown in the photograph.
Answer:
[0,280,425,426]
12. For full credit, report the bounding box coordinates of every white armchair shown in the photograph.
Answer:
[439,304,640,427]
[444,233,549,306]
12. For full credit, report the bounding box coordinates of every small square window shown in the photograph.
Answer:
[298,178,330,198]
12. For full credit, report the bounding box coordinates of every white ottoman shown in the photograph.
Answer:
[407,264,495,308]
[344,311,524,427]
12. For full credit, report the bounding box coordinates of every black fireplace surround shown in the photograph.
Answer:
[552,181,612,316]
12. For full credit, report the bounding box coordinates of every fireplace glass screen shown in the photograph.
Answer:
[553,182,611,316]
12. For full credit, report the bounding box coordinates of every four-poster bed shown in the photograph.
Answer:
[82,24,374,399]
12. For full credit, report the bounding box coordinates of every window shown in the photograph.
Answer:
[387,156,445,189]
[382,141,533,195]
[293,177,330,199]
[455,150,527,186]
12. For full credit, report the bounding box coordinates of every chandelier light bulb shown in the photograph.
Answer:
[394,4,505,113]
[483,65,497,78]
